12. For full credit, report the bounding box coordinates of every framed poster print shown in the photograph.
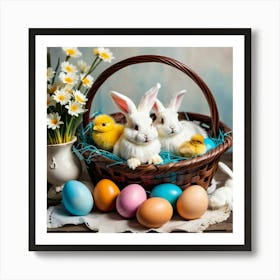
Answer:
[29,28,251,251]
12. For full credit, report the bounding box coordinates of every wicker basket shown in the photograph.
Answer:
[82,55,232,190]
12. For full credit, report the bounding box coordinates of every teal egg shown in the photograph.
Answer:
[62,180,94,216]
[150,183,182,208]
[204,138,216,152]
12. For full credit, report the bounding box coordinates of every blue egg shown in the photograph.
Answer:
[150,183,182,208]
[62,180,94,216]
[204,138,216,152]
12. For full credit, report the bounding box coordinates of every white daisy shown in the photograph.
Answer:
[61,61,77,73]
[47,93,56,108]
[73,90,88,105]
[62,47,82,58]
[61,84,74,95]
[80,74,94,88]
[59,72,79,86]
[65,101,86,117]
[47,82,63,94]
[47,67,55,82]
[47,112,64,130]
[96,47,115,63]
[77,60,90,73]
[53,89,72,105]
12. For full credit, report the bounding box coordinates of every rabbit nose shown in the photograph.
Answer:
[144,135,149,142]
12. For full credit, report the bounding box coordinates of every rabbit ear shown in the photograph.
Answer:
[168,89,187,111]
[138,83,161,112]
[152,98,165,114]
[110,91,137,115]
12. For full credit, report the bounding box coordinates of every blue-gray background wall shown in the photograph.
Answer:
[48,47,232,129]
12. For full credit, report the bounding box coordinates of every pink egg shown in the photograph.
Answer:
[116,184,147,218]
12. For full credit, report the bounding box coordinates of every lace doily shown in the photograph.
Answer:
[47,204,231,233]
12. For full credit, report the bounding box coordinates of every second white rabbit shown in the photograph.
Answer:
[153,89,208,155]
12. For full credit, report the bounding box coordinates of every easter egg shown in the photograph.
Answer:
[150,183,182,208]
[204,138,216,152]
[62,180,94,216]
[116,184,147,218]
[93,179,120,212]
[136,197,173,228]
[176,185,208,220]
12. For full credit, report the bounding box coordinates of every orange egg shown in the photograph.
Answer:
[176,185,208,220]
[136,197,173,228]
[93,179,120,212]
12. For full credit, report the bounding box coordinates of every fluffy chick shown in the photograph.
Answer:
[92,114,124,151]
[178,134,206,157]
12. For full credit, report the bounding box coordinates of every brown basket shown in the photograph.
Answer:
[82,55,232,190]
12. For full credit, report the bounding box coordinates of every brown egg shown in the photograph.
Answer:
[136,197,173,228]
[176,185,208,220]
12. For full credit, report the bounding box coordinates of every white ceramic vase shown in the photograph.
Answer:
[47,136,82,197]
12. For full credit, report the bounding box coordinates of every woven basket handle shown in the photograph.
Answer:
[84,55,220,137]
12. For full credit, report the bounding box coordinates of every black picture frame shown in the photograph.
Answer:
[29,28,251,251]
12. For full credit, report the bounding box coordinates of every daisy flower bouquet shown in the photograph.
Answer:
[47,47,115,144]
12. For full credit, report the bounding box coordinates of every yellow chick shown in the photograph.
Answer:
[92,114,124,151]
[178,134,207,158]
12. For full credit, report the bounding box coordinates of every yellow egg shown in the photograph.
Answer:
[93,179,120,212]
[136,197,173,228]
[176,185,208,220]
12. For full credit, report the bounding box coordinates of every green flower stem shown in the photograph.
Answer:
[88,56,99,74]
[55,128,62,143]
[48,129,57,144]
[64,115,75,142]
[84,88,89,95]
[77,82,83,91]
[60,124,65,143]
[77,56,101,90]
[58,103,63,116]
[47,130,52,144]
[61,111,69,143]
[63,110,69,141]
[50,129,56,143]
[89,58,102,74]
[51,57,60,85]
[71,114,83,139]
[53,129,59,143]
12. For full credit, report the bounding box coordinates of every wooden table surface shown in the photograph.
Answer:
[48,153,232,233]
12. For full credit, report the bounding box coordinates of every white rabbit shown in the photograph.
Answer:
[152,90,208,154]
[110,83,163,170]
[208,162,233,211]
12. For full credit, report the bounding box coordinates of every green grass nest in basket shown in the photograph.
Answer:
[74,117,231,167]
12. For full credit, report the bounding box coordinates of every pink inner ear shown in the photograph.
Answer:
[152,102,158,111]
[146,91,158,110]
[175,96,183,110]
[175,95,183,109]
[111,95,129,113]
[169,92,185,110]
